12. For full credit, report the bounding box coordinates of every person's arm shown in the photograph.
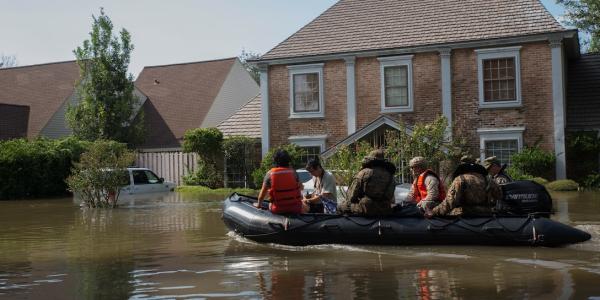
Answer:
[418,176,440,209]
[256,182,268,209]
[405,180,416,202]
[428,180,460,217]
[347,172,364,204]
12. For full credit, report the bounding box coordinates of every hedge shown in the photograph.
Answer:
[0,137,89,199]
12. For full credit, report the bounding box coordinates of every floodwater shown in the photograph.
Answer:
[1,192,599,299]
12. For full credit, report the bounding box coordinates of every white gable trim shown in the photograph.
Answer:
[321,116,406,159]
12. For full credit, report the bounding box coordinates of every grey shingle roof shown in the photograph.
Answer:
[261,0,566,60]
[567,53,600,130]
[217,94,261,138]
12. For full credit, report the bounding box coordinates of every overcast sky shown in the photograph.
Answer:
[2,0,567,76]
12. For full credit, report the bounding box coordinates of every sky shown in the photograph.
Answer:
[2,0,567,76]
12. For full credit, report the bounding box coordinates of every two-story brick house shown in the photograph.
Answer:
[253,0,580,179]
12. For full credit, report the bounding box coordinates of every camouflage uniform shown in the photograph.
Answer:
[492,172,512,185]
[431,172,502,217]
[338,151,396,216]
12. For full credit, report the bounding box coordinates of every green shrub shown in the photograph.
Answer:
[506,167,534,181]
[509,146,555,179]
[546,179,579,191]
[223,136,261,188]
[0,137,90,200]
[532,177,549,185]
[581,173,600,190]
[182,128,224,188]
[252,144,306,187]
[324,142,375,201]
[566,131,600,182]
[66,140,135,208]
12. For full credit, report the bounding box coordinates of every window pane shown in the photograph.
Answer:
[485,139,518,166]
[384,66,408,107]
[483,57,516,102]
[132,170,150,184]
[145,170,160,184]
[299,146,321,164]
[293,73,320,113]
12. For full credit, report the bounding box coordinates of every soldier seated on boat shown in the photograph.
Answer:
[303,157,338,214]
[338,150,396,216]
[405,156,446,211]
[255,149,304,214]
[483,156,513,185]
[425,161,502,218]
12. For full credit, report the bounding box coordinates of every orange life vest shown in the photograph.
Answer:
[413,170,446,203]
[268,167,302,214]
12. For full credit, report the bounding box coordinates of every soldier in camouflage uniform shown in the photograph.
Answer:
[426,166,502,217]
[483,156,512,185]
[338,150,396,216]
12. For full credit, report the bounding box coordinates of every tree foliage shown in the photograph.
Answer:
[182,128,224,188]
[324,142,375,201]
[239,49,261,83]
[0,54,17,68]
[67,140,135,208]
[385,116,469,178]
[507,146,556,180]
[558,0,600,53]
[67,8,144,146]
[223,136,261,188]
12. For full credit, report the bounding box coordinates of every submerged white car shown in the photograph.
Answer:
[120,167,176,195]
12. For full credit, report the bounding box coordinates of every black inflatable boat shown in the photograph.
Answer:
[222,193,591,247]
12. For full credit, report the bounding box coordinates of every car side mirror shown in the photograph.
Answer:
[159,178,164,183]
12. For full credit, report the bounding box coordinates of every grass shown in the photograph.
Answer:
[545,179,579,191]
[176,186,258,199]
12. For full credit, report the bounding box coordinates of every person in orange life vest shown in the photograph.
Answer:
[256,149,304,214]
[405,156,446,211]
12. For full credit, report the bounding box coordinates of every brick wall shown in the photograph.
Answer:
[452,42,554,155]
[268,42,555,155]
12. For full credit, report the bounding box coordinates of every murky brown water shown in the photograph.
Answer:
[1,191,599,299]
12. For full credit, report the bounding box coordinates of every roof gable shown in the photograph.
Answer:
[322,115,409,158]
[262,0,566,61]
[0,61,79,138]
[135,58,236,147]
[217,94,262,138]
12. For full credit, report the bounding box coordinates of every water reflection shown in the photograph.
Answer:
[0,192,599,299]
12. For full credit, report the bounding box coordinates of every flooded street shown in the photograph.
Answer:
[1,192,599,299]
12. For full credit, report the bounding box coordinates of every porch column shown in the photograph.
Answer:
[345,56,357,135]
[550,38,567,179]
[439,48,452,138]
[259,64,270,157]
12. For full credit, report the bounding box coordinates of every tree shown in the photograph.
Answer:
[558,0,600,53]
[239,49,261,83]
[67,140,135,208]
[0,54,17,68]
[182,128,224,188]
[67,8,144,146]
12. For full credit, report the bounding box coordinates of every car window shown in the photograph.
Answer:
[132,170,150,184]
[144,170,161,184]
[297,170,312,183]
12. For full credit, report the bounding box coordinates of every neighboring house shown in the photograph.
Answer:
[0,103,29,140]
[217,94,262,187]
[135,58,260,150]
[566,53,600,177]
[252,0,580,179]
[0,60,147,140]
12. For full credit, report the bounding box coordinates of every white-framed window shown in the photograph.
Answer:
[288,135,327,163]
[378,55,414,113]
[476,46,522,108]
[288,64,325,118]
[477,127,525,166]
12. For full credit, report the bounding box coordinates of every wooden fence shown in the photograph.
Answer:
[135,150,198,186]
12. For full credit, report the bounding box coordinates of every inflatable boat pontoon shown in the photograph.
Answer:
[222,193,591,247]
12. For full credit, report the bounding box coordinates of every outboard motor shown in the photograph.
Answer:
[498,180,553,217]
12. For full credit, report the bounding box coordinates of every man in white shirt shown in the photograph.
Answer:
[303,158,337,214]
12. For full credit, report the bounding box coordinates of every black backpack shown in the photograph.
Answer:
[498,180,553,217]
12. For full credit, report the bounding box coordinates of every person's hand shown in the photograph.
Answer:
[423,210,433,219]
[255,201,263,209]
